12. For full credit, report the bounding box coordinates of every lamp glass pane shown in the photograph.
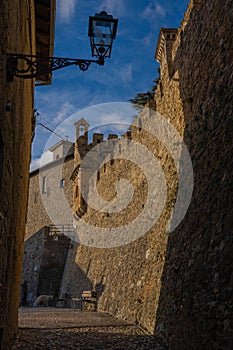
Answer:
[92,20,114,41]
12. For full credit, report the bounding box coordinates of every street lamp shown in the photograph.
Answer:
[88,11,118,60]
[6,11,118,82]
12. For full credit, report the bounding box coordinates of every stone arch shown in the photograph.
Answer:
[74,118,89,140]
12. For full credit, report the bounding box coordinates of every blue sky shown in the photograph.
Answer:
[32,0,188,169]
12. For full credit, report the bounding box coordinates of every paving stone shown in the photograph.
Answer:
[14,308,168,349]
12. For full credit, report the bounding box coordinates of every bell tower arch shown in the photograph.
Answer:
[74,118,89,141]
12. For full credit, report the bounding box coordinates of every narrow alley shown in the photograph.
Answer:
[14,308,167,350]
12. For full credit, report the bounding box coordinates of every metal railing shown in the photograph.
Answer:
[48,224,74,237]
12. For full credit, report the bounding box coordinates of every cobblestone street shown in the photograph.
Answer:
[14,308,167,350]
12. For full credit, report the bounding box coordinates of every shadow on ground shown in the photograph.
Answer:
[14,308,167,350]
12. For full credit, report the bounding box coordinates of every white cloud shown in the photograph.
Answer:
[98,112,131,124]
[57,0,77,23]
[52,102,76,125]
[30,150,53,172]
[99,0,125,17]
[143,1,166,20]
[118,64,133,84]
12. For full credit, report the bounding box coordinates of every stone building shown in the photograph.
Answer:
[71,118,119,219]
[60,1,233,349]
[63,114,172,332]
[0,0,55,348]
[23,140,74,302]
[26,140,74,240]
[153,0,233,348]
[22,1,232,349]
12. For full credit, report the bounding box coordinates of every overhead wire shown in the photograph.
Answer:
[37,122,68,141]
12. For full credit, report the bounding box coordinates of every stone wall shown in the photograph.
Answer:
[154,0,233,348]
[22,227,48,305]
[37,233,71,298]
[24,154,74,305]
[0,1,35,348]
[22,227,71,305]
[26,154,74,240]
[63,118,178,333]
[60,1,233,349]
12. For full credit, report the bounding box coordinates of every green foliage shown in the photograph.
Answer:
[129,73,159,109]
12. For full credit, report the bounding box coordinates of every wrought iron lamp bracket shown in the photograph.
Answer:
[6,54,105,81]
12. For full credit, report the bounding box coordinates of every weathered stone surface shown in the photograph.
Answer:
[26,155,74,240]
[154,0,233,349]
[22,228,71,304]
[61,1,233,349]
[22,1,233,350]
[0,1,35,348]
[14,308,167,350]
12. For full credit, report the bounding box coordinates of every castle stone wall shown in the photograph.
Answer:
[63,118,178,332]
[154,0,233,348]
[61,1,233,348]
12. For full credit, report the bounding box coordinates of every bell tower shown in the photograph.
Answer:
[74,118,89,164]
[75,118,89,141]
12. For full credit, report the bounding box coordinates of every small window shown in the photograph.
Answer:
[56,154,59,159]
[42,176,47,193]
[159,81,164,97]
[97,170,100,181]
[60,179,65,188]
[34,192,38,203]
[81,196,85,205]
[138,118,142,131]
[79,125,85,136]
[97,139,101,144]
[110,159,114,166]
[75,185,79,198]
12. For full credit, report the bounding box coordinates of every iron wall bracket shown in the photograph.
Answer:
[6,54,105,81]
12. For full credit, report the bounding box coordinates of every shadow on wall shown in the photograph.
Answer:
[22,229,105,311]
[22,228,47,305]
[154,1,233,349]
[22,227,71,305]
[60,241,105,310]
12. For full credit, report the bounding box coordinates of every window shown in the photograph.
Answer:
[138,118,142,131]
[42,176,47,193]
[56,154,59,159]
[60,179,65,188]
[34,192,38,203]
[79,126,84,136]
